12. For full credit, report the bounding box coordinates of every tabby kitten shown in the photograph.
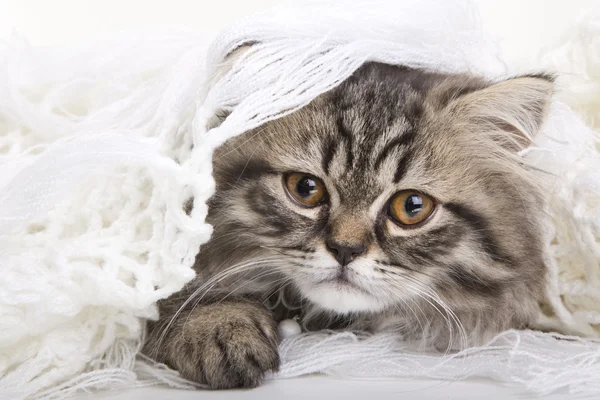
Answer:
[144,62,553,389]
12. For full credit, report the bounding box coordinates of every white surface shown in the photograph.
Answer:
[1,1,597,399]
[85,376,570,400]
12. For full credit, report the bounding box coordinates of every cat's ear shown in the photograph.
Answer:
[449,74,554,151]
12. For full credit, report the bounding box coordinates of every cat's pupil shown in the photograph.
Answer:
[296,177,318,198]
[404,194,423,217]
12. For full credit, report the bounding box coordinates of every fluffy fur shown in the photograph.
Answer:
[144,62,554,389]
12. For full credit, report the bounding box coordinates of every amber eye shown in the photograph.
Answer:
[284,173,327,207]
[389,190,436,226]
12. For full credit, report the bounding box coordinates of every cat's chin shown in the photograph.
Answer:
[299,281,387,314]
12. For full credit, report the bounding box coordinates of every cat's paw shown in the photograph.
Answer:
[181,301,280,389]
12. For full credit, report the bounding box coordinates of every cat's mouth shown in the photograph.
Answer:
[299,271,384,313]
[316,269,369,294]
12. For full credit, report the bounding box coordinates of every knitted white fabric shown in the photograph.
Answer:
[0,1,598,398]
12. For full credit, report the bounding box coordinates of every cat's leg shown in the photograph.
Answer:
[144,298,280,389]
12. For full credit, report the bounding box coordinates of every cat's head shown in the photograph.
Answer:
[206,63,552,327]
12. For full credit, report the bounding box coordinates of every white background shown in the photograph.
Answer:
[2,0,597,399]
[1,0,597,56]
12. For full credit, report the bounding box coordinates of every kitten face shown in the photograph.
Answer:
[205,63,551,336]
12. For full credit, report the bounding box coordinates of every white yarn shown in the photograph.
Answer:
[526,14,600,337]
[0,1,598,398]
[275,330,600,396]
